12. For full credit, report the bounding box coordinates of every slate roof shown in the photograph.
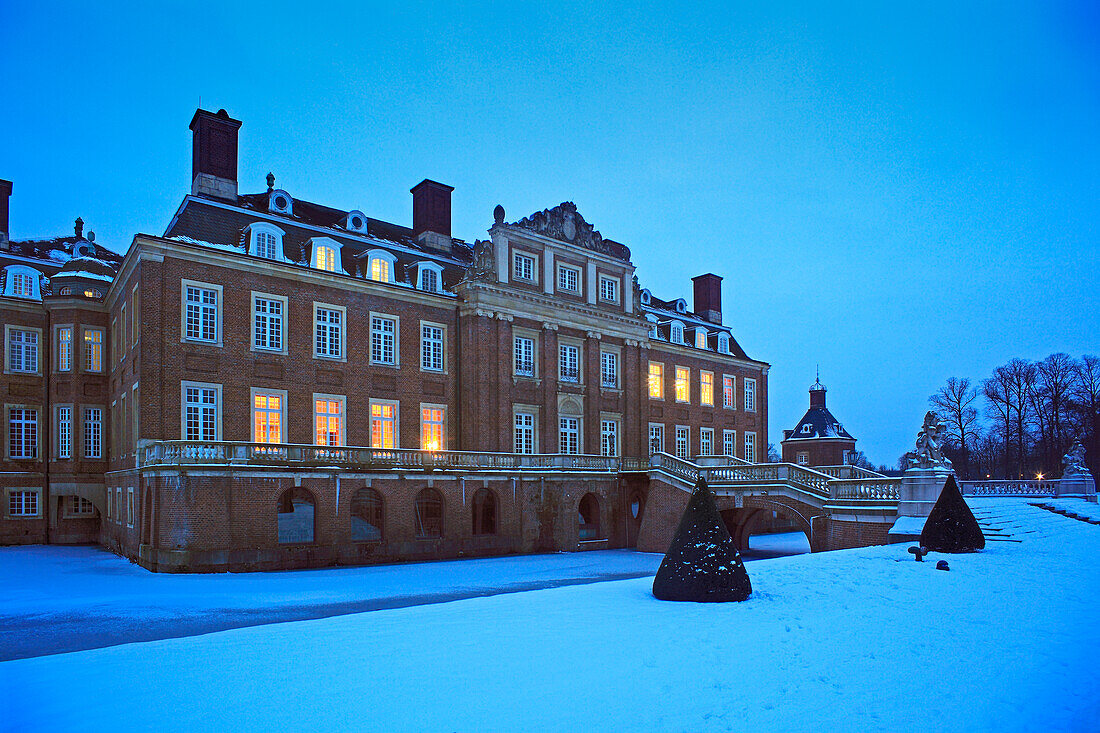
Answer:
[640,289,752,360]
[0,234,123,275]
[782,382,855,442]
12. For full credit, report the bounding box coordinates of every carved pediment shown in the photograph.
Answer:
[513,202,631,261]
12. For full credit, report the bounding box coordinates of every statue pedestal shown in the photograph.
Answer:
[888,468,953,543]
[1057,472,1097,502]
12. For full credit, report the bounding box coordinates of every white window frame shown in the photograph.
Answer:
[83,328,104,373]
[559,416,581,455]
[309,238,343,273]
[700,427,714,456]
[420,321,446,373]
[82,406,103,459]
[695,328,708,350]
[369,398,400,449]
[718,333,731,354]
[180,381,222,442]
[745,432,757,463]
[513,334,536,378]
[7,405,39,460]
[513,251,536,282]
[370,312,399,366]
[559,343,581,383]
[314,303,347,361]
[415,262,445,292]
[126,487,135,528]
[2,266,41,299]
[56,325,73,372]
[245,222,285,260]
[6,488,41,518]
[648,361,664,400]
[648,423,665,454]
[670,321,685,344]
[700,370,714,407]
[797,452,809,466]
[56,404,72,459]
[514,409,538,454]
[598,275,619,304]
[599,350,619,389]
[252,388,288,444]
[723,429,736,457]
[314,393,346,447]
[556,263,580,294]
[365,248,397,283]
[600,417,619,457]
[420,403,446,451]
[251,292,288,354]
[180,279,223,346]
[5,325,41,375]
[675,425,690,459]
[723,375,736,410]
[675,366,690,404]
[745,377,757,413]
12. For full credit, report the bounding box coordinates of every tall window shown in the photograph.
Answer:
[514,336,535,377]
[255,231,277,259]
[9,408,37,459]
[315,245,337,272]
[599,276,618,303]
[315,307,344,359]
[718,334,730,354]
[675,426,689,459]
[253,297,284,352]
[700,371,714,407]
[559,344,579,383]
[315,398,343,446]
[513,253,535,281]
[414,488,443,538]
[600,420,618,457]
[695,329,708,349]
[7,329,38,373]
[648,362,664,399]
[8,490,37,516]
[84,329,103,372]
[371,402,397,449]
[419,268,438,292]
[127,488,135,527]
[557,265,579,293]
[559,417,580,454]
[370,315,396,365]
[83,407,102,459]
[421,406,444,450]
[184,386,218,441]
[600,351,618,388]
[648,424,664,454]
[670,321,684,344]
[11,272,35,298]
[514,412,535,454]
[421,324,444,372]
[723,430,736,457]
[57,327,72,372]
[369,257,390,282]
[745,432,757,463]
[745,378,757,412]
[57,406,72,459]
[184,285,219,342]
[675,367,690,403]
[700,428,714,456]
[254,393,283,443]
[723,376,735,409]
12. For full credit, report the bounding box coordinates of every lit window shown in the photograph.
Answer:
[648,362,664,399]
[421,324,444,372]
[315,306,344,359]
[675,426,689,459]
[648,424,664,454]
[370,257,390,282]
[8,408,38,459]
[421,407,444,450]
[696,329,708,349]
[84,289,101,298]
[513,253,535,281]
[559,417,580,454]
[370,402,397,449]
[675,367,690,403]
[83,329,103,372]
[315,398,343,446]
[559,344,580,382]
[7,329,39,373]
[12,272,34,297]
[599,276,618,303]
[723,376,735,409]
[557,265,579,293]
[514,412,536,454]
[600,419,618,457]
[315,245,337,272]
[600,351,618,388]
[700,371,713,407]
[700,428,714,456]
[8,490,38,516]
[83,407,102,459]
[514,336,535,377]
[745,378,757,412]
[253,296,284,352]
[253,393,283,443]
[184,284,219,342]
[371,315,397,365]
[723,430,736,457]
[4,267,40,299]
[57,406,72,459]
[183,384,219,441]
[745,432,757,462]
[57,327,72,372]
[670,322,684,344]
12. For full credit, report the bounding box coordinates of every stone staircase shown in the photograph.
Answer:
[1030,501,1100,525]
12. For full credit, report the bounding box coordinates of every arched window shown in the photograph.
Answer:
[365,249,398,284]
[2,266,42,300]
[717,333,730,354]
[578,493,601,540]
[245,222,285,260]
[415,488,443,538]
[630,492,645,522]
[59,286,72,296]
[695,328,708,349]
[277,488,315,544]
[472,488,497,536]
[315,245,337,272]
[351,488,383,542]
[670,321,684,344]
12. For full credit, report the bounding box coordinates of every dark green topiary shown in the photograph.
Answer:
[652,478,752,602]
[920,475,985,553]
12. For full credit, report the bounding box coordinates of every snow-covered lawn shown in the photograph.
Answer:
[3,499,1097,731]
[1039,497,1100,523]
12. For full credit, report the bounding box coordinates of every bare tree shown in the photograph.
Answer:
[983,368,1013,478]
[1071,354,1100,476]
[1030,353,1079,474]
[929,377,980,478]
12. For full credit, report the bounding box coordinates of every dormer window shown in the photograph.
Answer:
[413,262,445,292]
[345,210,368,233]
[717,333,730,354]
[269,189,293,216]
[73,242,95,258]
[315,245,337,272]
[365,249,398,284]
[695,329,708,349]
[640,289,651,305]
[59,286,72,296]
[646,314,659,339]
[245,222,285,260]
[3,266,42,300]
[670,321,684,344]
[674,299,687,314]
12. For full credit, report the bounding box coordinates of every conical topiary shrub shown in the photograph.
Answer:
[652,478,752,602]
[920,475,985,553]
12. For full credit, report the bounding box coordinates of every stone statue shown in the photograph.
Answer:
[905,411,953,470]
[462,239,496,283]
[1062,440,1089,477]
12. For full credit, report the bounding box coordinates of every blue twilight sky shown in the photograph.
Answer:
[2,1,1098,464]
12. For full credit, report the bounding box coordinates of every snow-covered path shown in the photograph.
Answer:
[3,499,1097,731]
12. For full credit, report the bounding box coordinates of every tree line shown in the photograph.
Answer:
[923,354,1099,480]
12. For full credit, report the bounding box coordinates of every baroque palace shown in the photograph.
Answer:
[0,109,770,571]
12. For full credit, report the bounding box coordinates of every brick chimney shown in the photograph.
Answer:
[411,179,454,252]
[691,273,722,325]
[0,178,11,249]
[189,108,242,201]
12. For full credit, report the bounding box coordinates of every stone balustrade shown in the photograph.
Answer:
[828,478,902,501]
[959,479,1058,497]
